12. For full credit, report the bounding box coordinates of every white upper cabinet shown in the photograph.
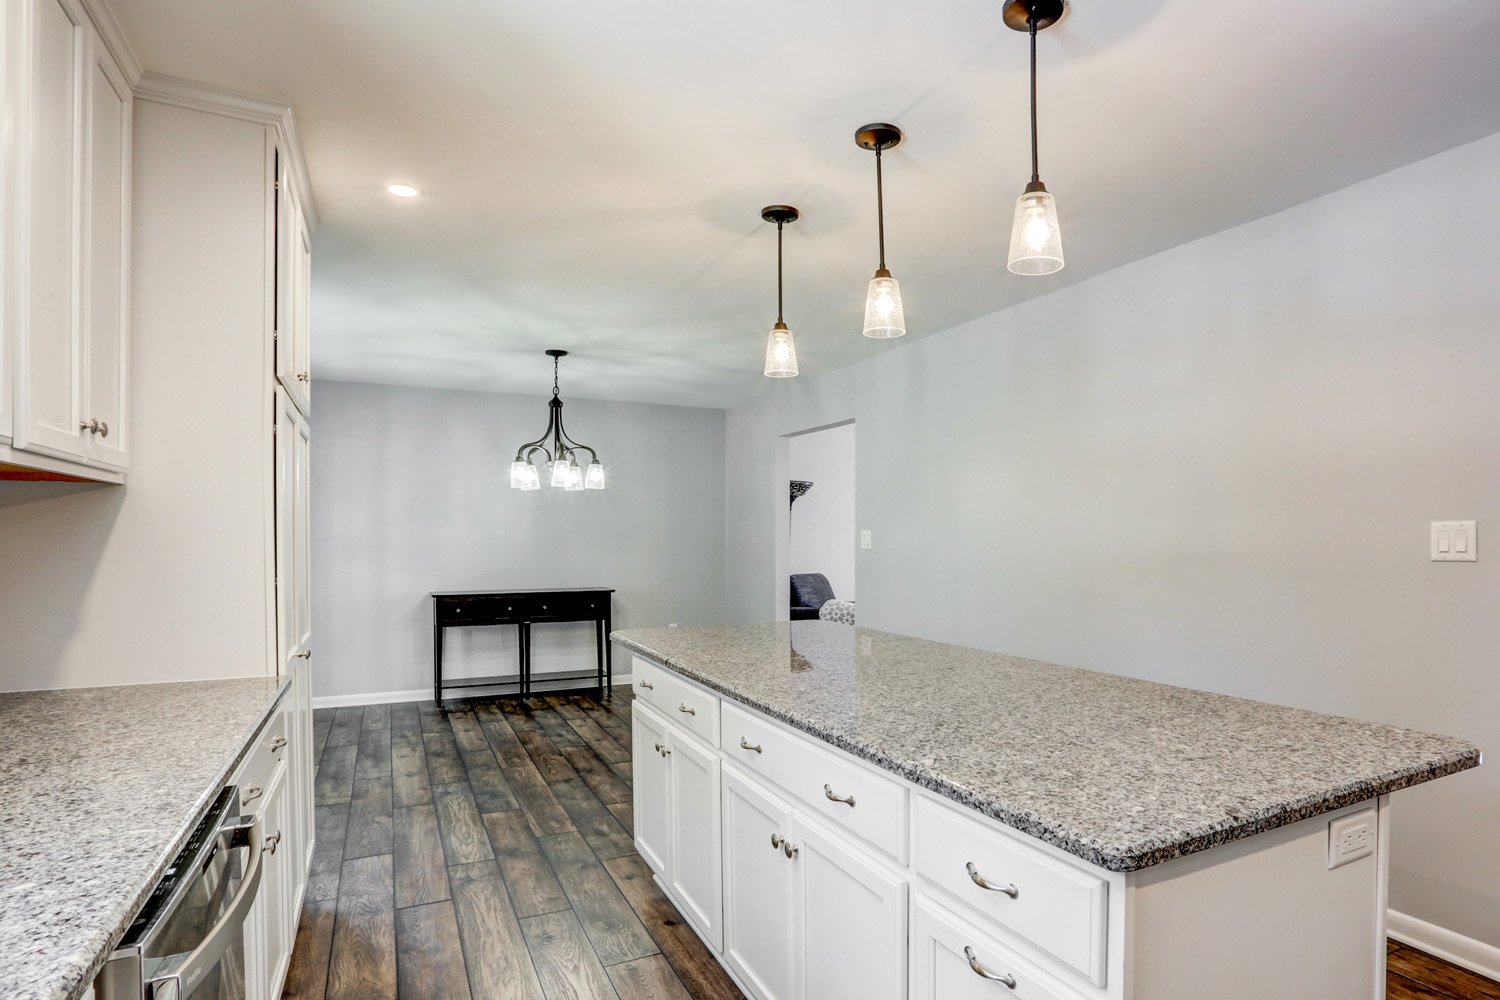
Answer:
[276,385,311,672]
[274,152,311,417]
[3,0,130,478]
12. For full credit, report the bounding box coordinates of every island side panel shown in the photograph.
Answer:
[1126,798,1386,1000]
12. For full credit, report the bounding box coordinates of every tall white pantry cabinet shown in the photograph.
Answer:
[127,76,318,1000]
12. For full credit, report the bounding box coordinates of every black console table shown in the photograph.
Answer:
[431,588,614,702]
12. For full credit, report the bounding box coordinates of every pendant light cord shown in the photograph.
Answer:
[1029,6,1040,184]
[875,147,887,270]
[776,220,785,324]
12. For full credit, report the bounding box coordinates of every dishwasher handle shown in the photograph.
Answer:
[148,814,265,999]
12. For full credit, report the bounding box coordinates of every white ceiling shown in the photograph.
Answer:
[112,0,1500,408]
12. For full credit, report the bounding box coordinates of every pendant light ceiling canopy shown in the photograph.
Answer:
[762,205,801,378]
[855,123,907,340]
[1005,0,1067,276]
[509,350,605,491]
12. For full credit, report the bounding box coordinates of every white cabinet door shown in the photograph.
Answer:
[274,156,311,416]
[15,0,88,461]
[81,38,128,469]
[722,765,796,1000]
[792,815,906,1000]
[911,895,1073,1000]
[275,386,311,673]
[668,727,722,950]
[248,759,291,1000]
[632,702,671,875]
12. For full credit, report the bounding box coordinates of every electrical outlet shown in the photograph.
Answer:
[1328,811,1377,869]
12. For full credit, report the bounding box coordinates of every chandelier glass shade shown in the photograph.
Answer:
[510,350,605,491]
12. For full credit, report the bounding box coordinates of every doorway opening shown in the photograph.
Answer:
[779,421,855,624]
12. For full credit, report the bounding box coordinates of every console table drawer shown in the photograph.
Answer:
[434,596,529,624]
[633,656,719,745]
[721,701,907,862]
[914,797,1108,987]
[528,593,608,621]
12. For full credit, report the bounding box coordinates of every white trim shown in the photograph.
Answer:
[1388,908,1500,983]
[132,73,319,228]
[78,0,140,84]
[313,674,633,710]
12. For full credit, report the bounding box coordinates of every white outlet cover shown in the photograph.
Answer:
[1328,811,1377,869]
[1431,520,1477,561]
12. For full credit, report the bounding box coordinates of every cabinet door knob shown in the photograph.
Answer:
[639,680,654,690]
[782,840,798,859]
[654,741,666,754]
[963,947,1016,988]
[739,738,763,754]
[823,784,856,808]
[79,420,96,433]
[296,371,310,382]
[677,704,696,716]
[263,830,283,855]
[770,833,784,850]
[269,736,288,753]
[965,862,1019,898]
[96,421,108,438]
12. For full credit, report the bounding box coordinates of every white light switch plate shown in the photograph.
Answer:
[860,530,872,550]
[1431,521,1477,562]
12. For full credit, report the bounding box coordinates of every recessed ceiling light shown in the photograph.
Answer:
[387,183,420,198]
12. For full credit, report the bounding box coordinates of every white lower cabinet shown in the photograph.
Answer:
[667,724,723,949]
[722,765,796,1000]
[911,895,1073,1000]
[632,701,671,874]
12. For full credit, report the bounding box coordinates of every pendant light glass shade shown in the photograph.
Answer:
[549,459,571,488]
[862,271,906,339]
[510,460,532,489]
[1007,187,1064,275]
[584,461,606,490]
[764,322,799,378]
[564,460,585,491]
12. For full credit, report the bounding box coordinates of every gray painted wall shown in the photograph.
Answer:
[312,380,726,700]
[725,134,1500,947]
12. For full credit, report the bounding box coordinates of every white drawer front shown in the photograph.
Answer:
[231,708,288,814]
[633,656,719,746]
[911,894,1084,1000]
[914,797,1108,987]
[721,701,907,862]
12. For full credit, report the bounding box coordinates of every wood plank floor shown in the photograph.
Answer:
[285,690,1498,1000]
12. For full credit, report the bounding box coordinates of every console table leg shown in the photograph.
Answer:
[433,624,444,703]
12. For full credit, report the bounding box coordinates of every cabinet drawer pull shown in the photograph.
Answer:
[638,680,654,690]
[263,830,283,855]
[823,784,856,808]
[295,649,312,659]
[269,736,288,753]
[79,419,97,433]
[739,737,763,754]
[965,861,1019,898]
[97,421,109,439]
[770,833,784,850]
[782,840,799,859]
[241,785,263,804]
[296,371,310,382]
[963,947,1016,988]
[677,704,696,716]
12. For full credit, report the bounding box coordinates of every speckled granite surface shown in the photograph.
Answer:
[0,676,290,1000]
[613,623,1481,873]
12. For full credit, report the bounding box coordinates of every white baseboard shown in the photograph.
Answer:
[313,674,632,710]
[1389,908,1500,983]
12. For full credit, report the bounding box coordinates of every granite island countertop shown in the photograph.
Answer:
[0,676,291,1000]
[612,623,1481,873]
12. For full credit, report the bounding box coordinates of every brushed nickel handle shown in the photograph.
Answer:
[79,419,97,433]
[654,741,666,754]
[770,833,784,850]
[263,829,283,855]
[823,784,856,808]
[963,947,1016,988]
[96,421,108,438]
[639,680,654,689]
[661,746,672,757]
[739,737,763,754]
[782,840,798,859]
[241,784,263,804]
[269,736,288,753]
[966,862,1018,898]
[677,703,696,716]
[296,371,310,382]
[295,649,312,659]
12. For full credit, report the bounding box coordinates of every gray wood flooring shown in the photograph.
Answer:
[282,691,745,1000]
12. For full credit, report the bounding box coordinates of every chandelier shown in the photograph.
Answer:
[509,350,604,491]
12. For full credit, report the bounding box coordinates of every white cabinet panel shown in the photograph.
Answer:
[722,765,796,1000]
[274,152,311,416]
[16,0,86,461]
[632,702,671,875]
[793,816,906,1000]
[276,387,311,672]
[668,728,722,950]
[82,45,128,469]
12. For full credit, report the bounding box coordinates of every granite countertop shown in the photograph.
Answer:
[612,623,1481,873]
[0,676,291,1000]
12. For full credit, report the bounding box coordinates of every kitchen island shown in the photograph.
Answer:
[612,622,1480,1000]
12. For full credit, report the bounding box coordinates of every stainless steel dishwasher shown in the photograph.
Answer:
[96,786,266,1000]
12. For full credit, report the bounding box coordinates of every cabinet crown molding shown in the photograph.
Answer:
[133,73,320,230]
[80,0,143,86]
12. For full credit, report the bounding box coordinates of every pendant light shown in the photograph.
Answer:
[855,124,907,339]
[761,205,801,378]
[1005,0,1066,276]
[509,350,606,491]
